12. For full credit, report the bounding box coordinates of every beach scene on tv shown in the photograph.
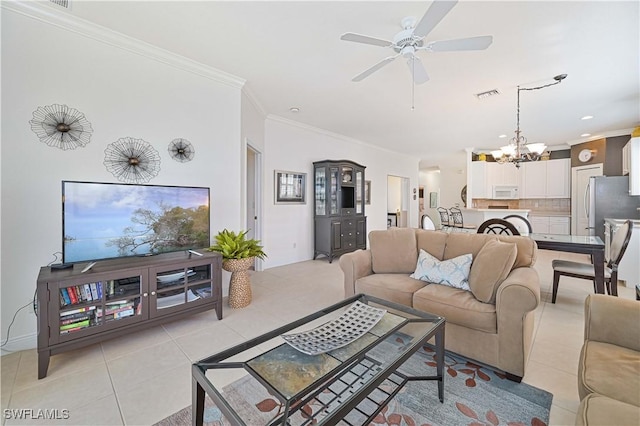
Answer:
[63,182,210,263]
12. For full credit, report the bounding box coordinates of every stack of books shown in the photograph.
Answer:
[59,306,96,334]
[96,300,136,322]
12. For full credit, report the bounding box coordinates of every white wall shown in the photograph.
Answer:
[435,150,468,208]
[263,118,419,268]
[1,7,243,351]
[387,176,402,214]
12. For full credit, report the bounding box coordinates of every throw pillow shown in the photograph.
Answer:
[410,249,472,291]
[468,239,518,304]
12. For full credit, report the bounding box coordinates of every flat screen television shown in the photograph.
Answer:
[62,181,210,263]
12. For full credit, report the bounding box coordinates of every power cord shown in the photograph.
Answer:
[1,252,62,350]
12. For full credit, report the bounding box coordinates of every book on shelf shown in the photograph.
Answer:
[83,284,92,301]
[69,287,79,304]
[60,288,71,306]
[97,281,103,299]
[60,305,96,317]
[60,319,90,331]
[89,282,97,300]
[60,312,93,324]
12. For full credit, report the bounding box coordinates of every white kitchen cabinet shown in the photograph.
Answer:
[471,161,521,200]
[549,217,570,235]
[530,216,549,234]
[545,159,571,198]
[471,161,491,199]
[530,215,570,235]
[521,161,547,198]
[521,159,570,199]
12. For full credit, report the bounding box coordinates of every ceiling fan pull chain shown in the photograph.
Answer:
[411,58,415,110]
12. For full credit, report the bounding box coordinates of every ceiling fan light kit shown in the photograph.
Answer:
[492,74,568,168]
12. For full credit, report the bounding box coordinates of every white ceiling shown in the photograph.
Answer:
[65,1,639,168]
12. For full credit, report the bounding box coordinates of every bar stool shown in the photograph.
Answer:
[449,207,477,232]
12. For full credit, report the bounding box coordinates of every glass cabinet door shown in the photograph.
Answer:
[315,167,326,216]
[329,167,339,215]
[355,170,363,214]
[152,263,213,316]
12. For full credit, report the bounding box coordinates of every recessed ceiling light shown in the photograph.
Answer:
[581,115,594,120]
[581,133,591,137]
[289,107,300,113]
[498,134,507,138]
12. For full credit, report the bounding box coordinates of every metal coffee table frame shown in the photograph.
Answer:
[191,294,445,426]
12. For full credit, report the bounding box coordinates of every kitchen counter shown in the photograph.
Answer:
[461,208,531,227]
[528,211,572,217]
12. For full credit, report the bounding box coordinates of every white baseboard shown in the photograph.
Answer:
[1,333,37,356]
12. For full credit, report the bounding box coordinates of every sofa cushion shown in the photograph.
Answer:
[413,284,497,333]
[578,340,640,407]
[410,249,472,291]
[355,274,426,307]
[496,235,537,268]
[443,233,497,260]
[576,393,640,426]
[369,228,417,274]
[416,229,449,260]
[468,239,518,304]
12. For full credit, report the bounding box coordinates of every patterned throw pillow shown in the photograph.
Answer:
[410,249,472,290]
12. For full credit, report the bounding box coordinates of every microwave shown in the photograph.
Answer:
[493,185,519,199]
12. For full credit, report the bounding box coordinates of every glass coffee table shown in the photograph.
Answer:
[192,294,445,426]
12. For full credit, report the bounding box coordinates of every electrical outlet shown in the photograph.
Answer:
[534,202,539,208]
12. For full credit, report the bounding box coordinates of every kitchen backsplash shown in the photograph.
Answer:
[473,198,571,213]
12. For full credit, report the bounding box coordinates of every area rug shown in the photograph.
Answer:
[156,336,552,426]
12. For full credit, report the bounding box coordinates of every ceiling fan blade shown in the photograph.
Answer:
[413,0,458,38]
[406,57,429,84]
[352,55,399,82]
[340,32,393,47]
[428,35,493,51]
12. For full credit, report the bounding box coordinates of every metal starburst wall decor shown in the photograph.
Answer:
[168,138,195,162]
[103,137,161,183]
[29,104,93,150]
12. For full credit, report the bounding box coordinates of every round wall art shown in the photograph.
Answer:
[103,137,161,183]
[29,104,93,150]
[168,138,195,163]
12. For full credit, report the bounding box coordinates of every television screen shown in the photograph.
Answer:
[63,181,210,263]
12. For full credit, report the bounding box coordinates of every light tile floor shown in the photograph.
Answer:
[1,250,636,425]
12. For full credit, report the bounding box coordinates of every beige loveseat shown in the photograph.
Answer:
[339,227,540,381]
[575,294,640,425]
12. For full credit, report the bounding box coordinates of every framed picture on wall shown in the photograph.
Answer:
[364,180,371,205]
[274,170,306,204]
[429,192,438,208]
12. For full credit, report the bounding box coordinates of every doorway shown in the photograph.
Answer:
[571,164,603,236]
[246,142,263,271]
[387,175,410,228]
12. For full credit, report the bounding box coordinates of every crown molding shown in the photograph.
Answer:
[2,0,246,89]
[241,84,267,118]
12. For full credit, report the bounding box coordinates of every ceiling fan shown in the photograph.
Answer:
[340,0,493,84]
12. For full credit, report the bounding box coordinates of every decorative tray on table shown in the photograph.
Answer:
[281,301,386,356]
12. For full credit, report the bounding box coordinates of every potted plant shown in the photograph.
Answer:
[207,229,266,308]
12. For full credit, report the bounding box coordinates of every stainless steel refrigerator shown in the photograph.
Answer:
[587,176,640,241]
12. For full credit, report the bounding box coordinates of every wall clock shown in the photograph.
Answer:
[578,149,593,163]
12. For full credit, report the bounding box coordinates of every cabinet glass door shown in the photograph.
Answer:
[329,167,339,215]
[355,170,363,214]
[58,274,142,339]
[315,167,326,216]
[102,276,143,325]
[153,264,212,315]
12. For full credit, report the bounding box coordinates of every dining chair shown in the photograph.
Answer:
[476,218,520,235]
[503,214,533,236]
[421,214,436,230]
[551,220,633,303]
[436,207,451,229]
[448,207,477,231]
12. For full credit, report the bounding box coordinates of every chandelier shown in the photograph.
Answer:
[492,74,567,168]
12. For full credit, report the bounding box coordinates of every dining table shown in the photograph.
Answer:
[530,233,607,294]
